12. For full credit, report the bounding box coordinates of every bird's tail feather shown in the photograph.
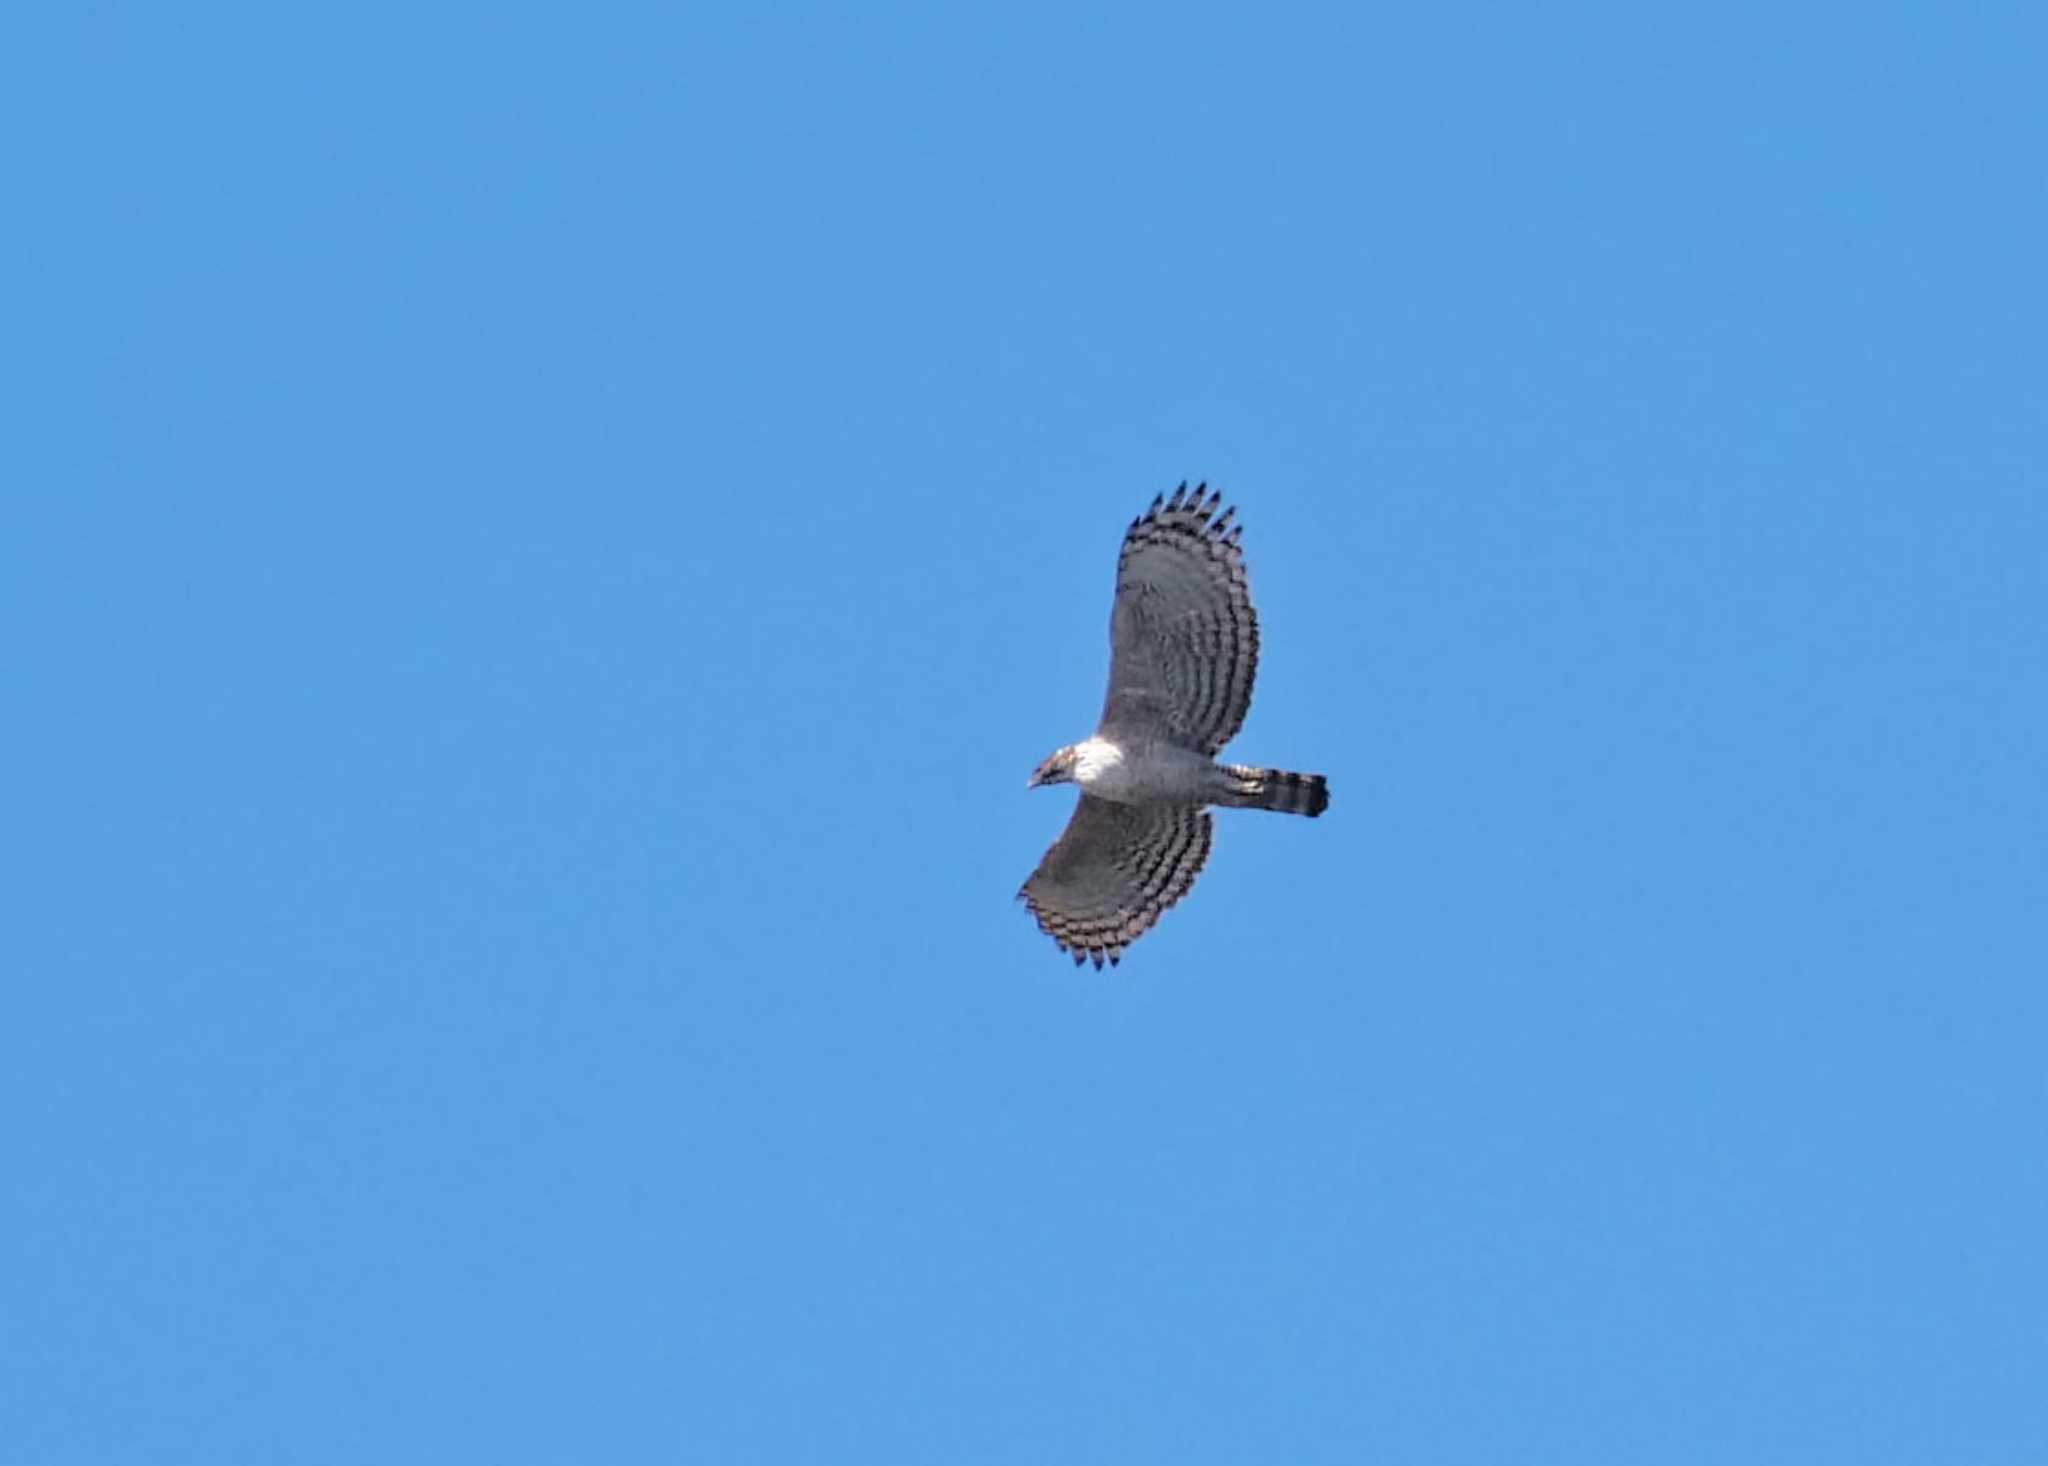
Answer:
[1218,765,1329,817]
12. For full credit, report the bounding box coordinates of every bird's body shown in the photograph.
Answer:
[1061,734,1207,803]
[1021,484,1329,968]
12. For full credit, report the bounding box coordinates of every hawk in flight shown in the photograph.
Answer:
[1021,484,1329,968]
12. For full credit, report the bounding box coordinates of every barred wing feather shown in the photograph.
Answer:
[1098,484,1260,755]
[1019,796,1213,969]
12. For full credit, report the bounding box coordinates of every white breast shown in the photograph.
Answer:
[1071,737,1128,792]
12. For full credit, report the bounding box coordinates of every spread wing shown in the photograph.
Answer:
[1019,795,1212,969]
[1099,484,1260,754]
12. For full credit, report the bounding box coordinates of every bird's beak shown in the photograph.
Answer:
[1026,769,1043,789]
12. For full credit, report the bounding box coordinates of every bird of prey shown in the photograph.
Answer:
[1021,484,1329,968]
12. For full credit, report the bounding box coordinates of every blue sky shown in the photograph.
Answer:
[6,2,2045,1461]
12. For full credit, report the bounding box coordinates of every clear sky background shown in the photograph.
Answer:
[6,3,2045,1462]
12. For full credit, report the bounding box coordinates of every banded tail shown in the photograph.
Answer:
[1219,764,1330,817]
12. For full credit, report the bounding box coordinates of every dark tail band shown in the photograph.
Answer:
[1221,765,1329,817]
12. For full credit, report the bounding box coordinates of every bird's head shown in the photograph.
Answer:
[1027,745,1080,789]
